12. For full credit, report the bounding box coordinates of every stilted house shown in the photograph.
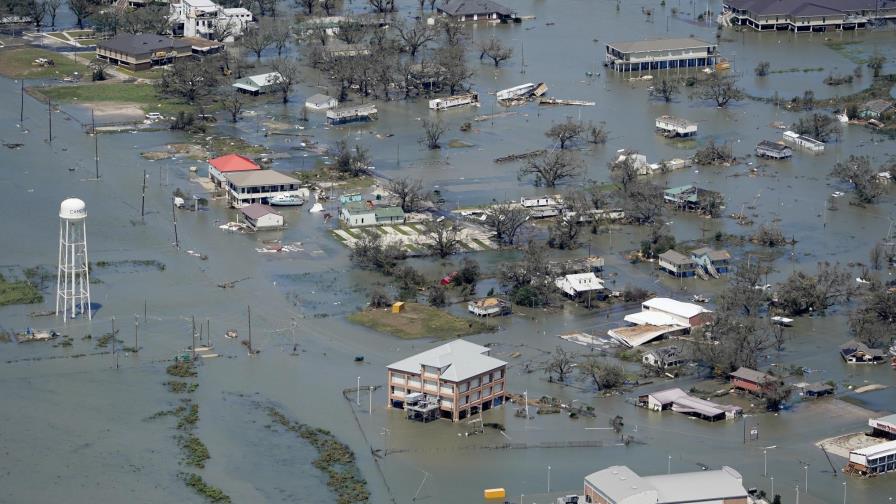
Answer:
[658,250,697,278]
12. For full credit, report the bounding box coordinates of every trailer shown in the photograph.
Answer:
[429,92,480,110]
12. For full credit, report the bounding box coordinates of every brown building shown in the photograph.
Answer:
[96,34,192,71]
[729,367,778,396]
[387,339,507,422]
[583,465,748,504]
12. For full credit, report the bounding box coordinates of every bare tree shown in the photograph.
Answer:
[579,356,625,390]
[67,0,92,28]
[776,262,857,316]
[588,123,609,144]
[618,180,663,225]
[849,280,896,348]
[440,18,465,47]
[89,58,110,81]
[388,177,428,212]
[754,61,770,77]
[45,0,61,26]
[437,45,472,95]
[545,346,575,383]
[321,0,341,15]
[423,219,462,258]
[831,155,885,204]
[608,154,640,194]
[478,37,513,67]
[545,118,585,149]
[867,54,886,78]
[27,0,47,27]
[271,57,300,103]
[649,78,679,102]
[241,25,274,60]
[694,73,744,108]
[420,119,445,149]
[519,150,583,187]
[486,203,529,245]
[792,113,840,142]
[395,18,435,59]
[270,20,292,56]
[332,139,371,177]
[335,17,369,44]
[156,59,220,103]
[367,0,395,13]
[222,90,244,122]
[548,191,588,250]
[294,0,315,15]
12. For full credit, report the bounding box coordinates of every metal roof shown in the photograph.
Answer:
[608,37,714,54]
[232,72,282,92]
[224,170,300,187]
[658,250,693,266]
[730,367,772,384]
[642,297,709,319]
[239,203,279,219]
[306,93,335,106]
[863,99,894,115]
[97,34,191,55]
[645,466,747,503]
[439,0,512,16]
[757,140,791,152]
[375,206,405,219]
[851,439,896,457]
[691,247,732,261]
[724,0,880,16]
[584,466,657,504]
[387,339,507,383]
[872,413,896,426]
[209,153,259,172]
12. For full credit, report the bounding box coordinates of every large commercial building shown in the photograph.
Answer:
[608,298,712,347]
[583,465,748,504]
[721,0,896,32]
[96,34,192,71]
[170,0,253,41]
[387,339,507,422]
[848,440,896,476]
[605,38,719,73]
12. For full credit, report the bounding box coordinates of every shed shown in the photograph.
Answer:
[437,0,513,21]
[232,72,283,95]
[392,301,405,313]
[239,203,284,230]
[755,140,792,159]
[729,367,777,395]
[860,99,893,119]
[305,93,338,110]
[801,382,834,398]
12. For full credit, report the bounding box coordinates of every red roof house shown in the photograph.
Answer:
[208,154,260,187]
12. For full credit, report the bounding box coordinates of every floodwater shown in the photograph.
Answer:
[1,0,896,502]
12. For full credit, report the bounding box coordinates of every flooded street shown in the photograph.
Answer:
[2,0,896,502]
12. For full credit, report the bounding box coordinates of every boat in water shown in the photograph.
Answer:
[269,194,305,206]
[771,316,794,327]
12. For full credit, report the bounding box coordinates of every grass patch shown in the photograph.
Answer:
[78,39,97,47]
[34,82,195,117]
[114,66,165,80]
[0,47,89,79]
[292,166,376,192]
[268,407,370,504]
[472,239,492,250]
[177,403,199,431]
[404,243,421,252]
[825,40,867,65]
[0,273,42,306]
[165,381,197,393]
[95,331,121,348]
[347,302,494,340]
[200,134,267,157]
[768,67,824,74]
[181,473,231,503]
[459,241,475,251]
[166,361,197,378]
[331,231,347,242]
[180,433,210,468]
[391,226,410,236]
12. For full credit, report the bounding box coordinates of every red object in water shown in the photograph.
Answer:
[440,272,458,285]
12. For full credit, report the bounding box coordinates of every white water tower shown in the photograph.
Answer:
[56,198,91,320]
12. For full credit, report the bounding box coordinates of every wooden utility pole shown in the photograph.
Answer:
[93,109,99,179]
[207,319,211,348]
[20,79,24,123]
[191,315,196,360]
[140,170,147,220]
[48,99,52,143]
[144,298,147,324]
[134,314,139,352]
[112,316,118,369]
[247,305,253,355]
[172,198,179,248]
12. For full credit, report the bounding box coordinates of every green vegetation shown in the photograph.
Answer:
[0,48,89,79]
[268,407,370,504]
[180,434,210,468]
[200,135,267,157]
[34,83,194,117]
[767,67,824,74]
[177,403,200,431]
[348,302,494,339]
[181,473,231,503]
[93,259,166,271]
[824,40,868,65]
[0,273,43,306]
[95,332,121,348]
[114,66,165,79]
[166,361,197,377]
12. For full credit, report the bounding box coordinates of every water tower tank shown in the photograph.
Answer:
[60,198,87,220]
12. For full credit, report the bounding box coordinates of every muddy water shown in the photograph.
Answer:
[2,0,896,502]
